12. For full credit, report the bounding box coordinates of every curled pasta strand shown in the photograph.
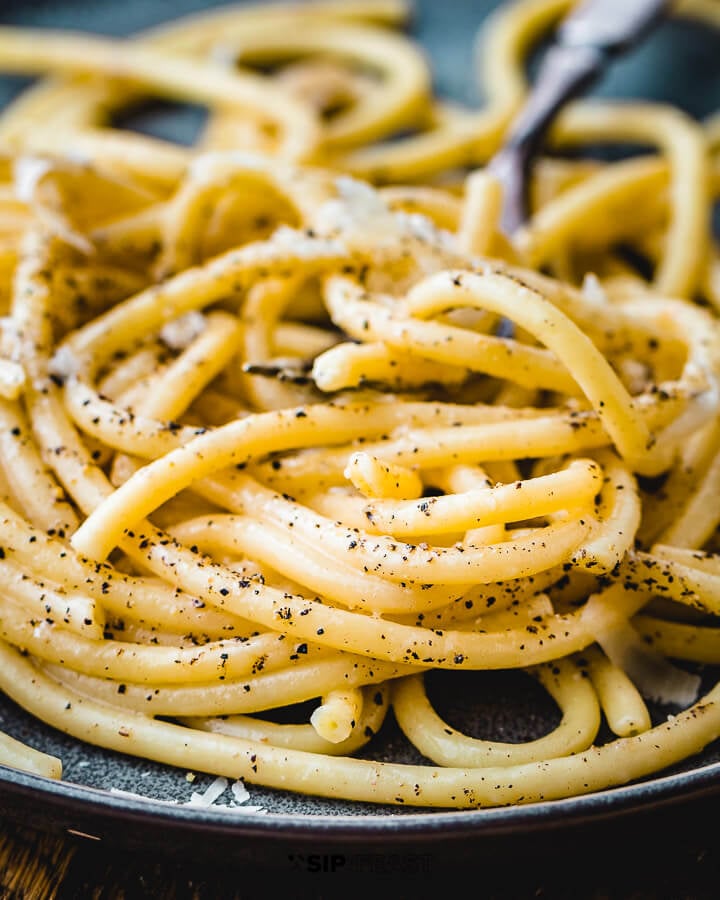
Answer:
[181,683,389,755]
[305,458,602,537]
[310,687,365,743]
[633,616,720,666]
[0,28,320,162]
[3,640,720,809]
[168,512,467,615]
[582,645,652,738]
[405,270,654,473]
[392,659,601,767]
[0,558,103,640]
[94,514,615,670]
[39,653,404,717]
[0,0,718,812]
[0,594,328,685]
[551,102,710,299]
[321,274,579,394]
[205,22,431,151]
[0,723,62,780]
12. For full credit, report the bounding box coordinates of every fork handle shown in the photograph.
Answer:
[501,42,603,161]
[490,0,668,234]
[489,42,604,234]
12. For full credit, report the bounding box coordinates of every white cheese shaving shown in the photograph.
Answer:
[187,149,265,182]
[230,778,250,804]
[159,311,207,350]
[0,358,26,400]
[582,594,702,707]
[183,776,265,813]
[269,224,345,262]
[617,358,650,395]
[108,776,264,814]
[48,344,80,380]
[109,787,179,805]
[209,42,238,68]
[581,272,609,306]
[186,775,228,807]
[399,210,456,253]
[313,176,400,245]
[13,156,55,204]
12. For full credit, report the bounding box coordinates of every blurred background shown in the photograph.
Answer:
[0,0,718,146]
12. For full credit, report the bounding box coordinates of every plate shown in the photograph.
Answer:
[3,669,720,868]
[1,0,720,868]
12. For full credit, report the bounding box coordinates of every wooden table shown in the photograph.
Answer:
[3,796,720,900]
[1,822,281,899]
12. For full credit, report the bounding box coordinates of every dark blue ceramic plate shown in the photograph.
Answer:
[0,0,719,866]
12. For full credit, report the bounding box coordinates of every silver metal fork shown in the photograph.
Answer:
[245,0,670,387]
[487,0,670,236]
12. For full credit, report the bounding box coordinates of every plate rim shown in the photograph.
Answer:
[3,755,720,843]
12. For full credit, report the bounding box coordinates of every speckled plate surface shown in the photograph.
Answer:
[2,669,720,866]
[1,0,720,865]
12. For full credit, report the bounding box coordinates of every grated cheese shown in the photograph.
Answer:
[107,775,265,814]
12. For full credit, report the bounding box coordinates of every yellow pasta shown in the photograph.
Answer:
[0,0,717,813]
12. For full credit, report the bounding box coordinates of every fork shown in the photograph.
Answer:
[487,0,670,236]
[245,0,670,387]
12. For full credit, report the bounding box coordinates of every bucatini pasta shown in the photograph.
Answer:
[0,0,718,810]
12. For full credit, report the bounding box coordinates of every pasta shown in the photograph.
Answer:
[0,0,718,811]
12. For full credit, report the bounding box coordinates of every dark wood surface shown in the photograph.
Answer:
[3,800,720,900]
